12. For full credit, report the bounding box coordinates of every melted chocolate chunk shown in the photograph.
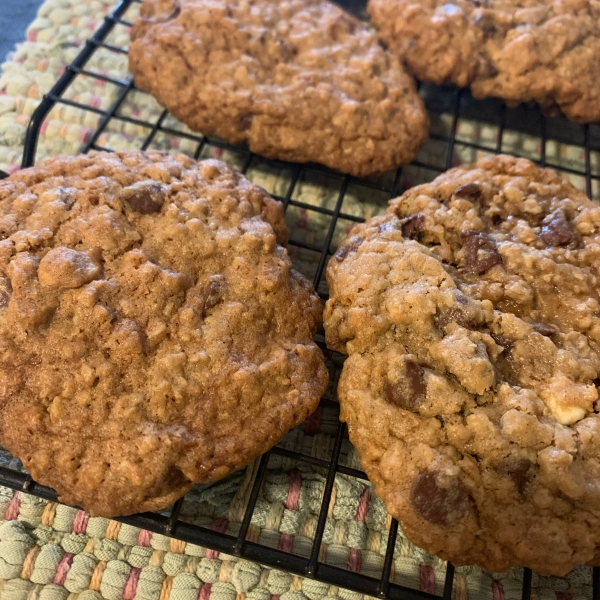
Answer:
[435,293,479,329]
[462,230,502,275]
[325,315,352,350]
[453,182,482,200]
[202,280,223,317]
[410,471,470,526]
[491,333,512,352]
[120,181,164,214]
[540,209,575,247]
[384,360,426,411]
[532,322,557,337]
[334,236,362,261]
[401,214,426,240]
[238,115,253,131]
[497,458,535,495]
[435,307,475,329]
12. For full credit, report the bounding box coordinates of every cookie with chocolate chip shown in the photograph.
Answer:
[0,151,328,517]
[367,0,600,122]
[128,0,429,176]
[325,155,600,576]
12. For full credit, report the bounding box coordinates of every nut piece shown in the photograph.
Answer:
[538,372,598,425]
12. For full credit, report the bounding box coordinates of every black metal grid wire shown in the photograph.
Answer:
[1,0,600,598]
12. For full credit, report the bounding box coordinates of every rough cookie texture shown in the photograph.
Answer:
[368,0,600,122]
[325,155,600,575]
[0,151,328,517]
[128,0,429,176]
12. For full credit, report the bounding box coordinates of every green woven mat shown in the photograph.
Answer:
[0,1,599,599]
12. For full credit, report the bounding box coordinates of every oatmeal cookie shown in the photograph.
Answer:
[368,0,600,122]
[325,155,600,575]
[0,151,328,517]
[128,0,429,177]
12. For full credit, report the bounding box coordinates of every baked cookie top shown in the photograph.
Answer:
[325,155,600,575]
[367,0,600,122]
[0,151,328,517]
[129,0,429,176]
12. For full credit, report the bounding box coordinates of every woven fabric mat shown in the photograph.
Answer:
[0,1,599,600]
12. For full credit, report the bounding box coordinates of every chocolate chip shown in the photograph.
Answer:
[238,115,253,131]
[532,322,557,337]
[120,181,164,215]
[435,308,476,329]
[410,471,470,526]
[540,209,575,247]
[491,332,513,352]
[325,315,351,350]
[435,293,480,330]
[334,236,362,261]
[202,280,223,317]
[401,214,426,240]
[384,360,426,411]
[497,458,535,495]
[453,183,482,200]
[462,230,502,275]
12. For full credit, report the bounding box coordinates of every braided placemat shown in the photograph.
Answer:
[0,1,598,599]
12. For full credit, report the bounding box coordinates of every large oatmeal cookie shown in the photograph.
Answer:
[0,151,328,517]
[128,0,429,176]
[324,155,600,575]
[368,0,600,122]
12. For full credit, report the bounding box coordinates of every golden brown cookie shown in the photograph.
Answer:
[128,0,429,176]
[325,155,600,575]
[368,0,600,122]
[0,151,328,517]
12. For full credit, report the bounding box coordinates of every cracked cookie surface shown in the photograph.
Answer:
[325,155,600,575]
[0,151,328,517]
[368,0,600,122]
[129,0,429,176]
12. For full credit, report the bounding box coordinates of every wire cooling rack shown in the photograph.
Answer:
[1,0,600,599]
